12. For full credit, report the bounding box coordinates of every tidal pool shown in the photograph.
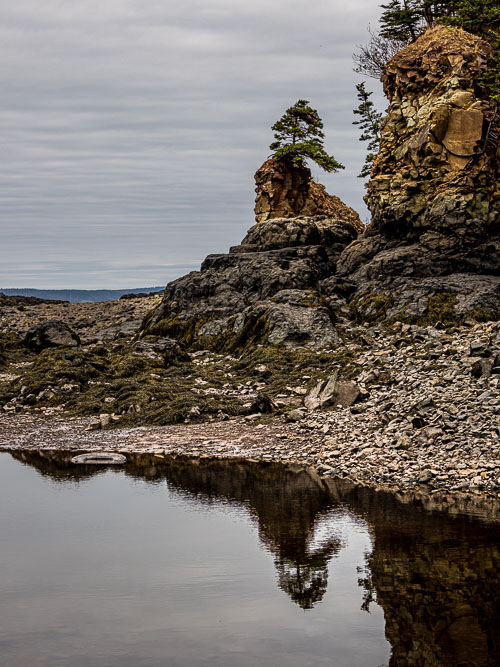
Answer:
[1,451,499,666]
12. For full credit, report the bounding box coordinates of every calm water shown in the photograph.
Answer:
[1,452,499,667]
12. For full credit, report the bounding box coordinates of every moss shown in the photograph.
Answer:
[7,347,108,399]
[145,314,206,347]
[415,293,459,326]
[468,307,496,322]
[349,291,395,323]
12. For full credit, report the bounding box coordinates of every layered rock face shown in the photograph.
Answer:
[338,26,500,282]
[144,214,360,349]
[254,158,363,230]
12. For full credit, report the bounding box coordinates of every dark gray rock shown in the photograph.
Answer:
[24,320,80,352]
[345,274,500,323]
[145,216,360,350]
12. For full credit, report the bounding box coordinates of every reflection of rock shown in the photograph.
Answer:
[13,449,500,655]
[12,451,342,610]
[254,158,363,230]
[335,482,500,667]
[337,26,500,283]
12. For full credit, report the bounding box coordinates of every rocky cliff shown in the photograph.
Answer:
[254,158,363,230]
[337,25,500,282]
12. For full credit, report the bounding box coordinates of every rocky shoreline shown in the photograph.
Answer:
[1,296,499,502]
[2,316,498,505]
[1,408,498,513]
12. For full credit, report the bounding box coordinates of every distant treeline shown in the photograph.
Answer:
[0,287,164,303]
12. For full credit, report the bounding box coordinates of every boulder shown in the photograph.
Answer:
[349,274,500,324]
[304,371,360,410]
[24,320,80,352]
[232,215,361,265]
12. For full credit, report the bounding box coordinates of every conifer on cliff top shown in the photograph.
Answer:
[270,100,344,173]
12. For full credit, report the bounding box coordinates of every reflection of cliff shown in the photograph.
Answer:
[11,451,342,610]
[335,484,500,667]
[12,450,500,663]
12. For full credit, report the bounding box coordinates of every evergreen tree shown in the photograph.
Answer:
[379,0,421,42]
[270,100,344,173]
[352,83,383,179]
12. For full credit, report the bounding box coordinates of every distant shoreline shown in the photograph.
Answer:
[0,287,164,303]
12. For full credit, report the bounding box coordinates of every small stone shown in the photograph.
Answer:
[418,469,433,483]
[285,408,307,422]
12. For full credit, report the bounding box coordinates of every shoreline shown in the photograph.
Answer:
[2,414,499,514]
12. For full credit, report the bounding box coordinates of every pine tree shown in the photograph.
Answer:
[379,0,421,42]
[353,83,383,179]
[270,100,344,173]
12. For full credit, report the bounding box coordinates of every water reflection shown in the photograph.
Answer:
[10,450,500,666]
[11,451,342,610]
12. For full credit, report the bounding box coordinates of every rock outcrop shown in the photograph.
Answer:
[254,158,363,230]
[337,26,500,282]
[143,214,361,349]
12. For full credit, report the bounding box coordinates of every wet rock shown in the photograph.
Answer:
[24,320,80,352]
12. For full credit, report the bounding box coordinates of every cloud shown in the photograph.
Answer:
[0,0,385,288]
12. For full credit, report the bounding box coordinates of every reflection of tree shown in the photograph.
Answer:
[11,452,343,609]
[12,449,500,665]
[275,539,340,610]
[356,555,376,613]
[157,458,344,610]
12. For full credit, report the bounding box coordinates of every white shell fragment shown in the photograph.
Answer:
[71,452,126,465]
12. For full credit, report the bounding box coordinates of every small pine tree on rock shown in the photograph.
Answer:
[353,82,383,180]
[270,99,344,173]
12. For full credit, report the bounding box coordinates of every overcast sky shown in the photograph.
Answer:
[0,0,386,289]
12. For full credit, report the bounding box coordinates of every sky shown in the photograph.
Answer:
[0,0,386,289]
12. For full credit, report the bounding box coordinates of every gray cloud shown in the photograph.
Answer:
[0,0,386,288]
